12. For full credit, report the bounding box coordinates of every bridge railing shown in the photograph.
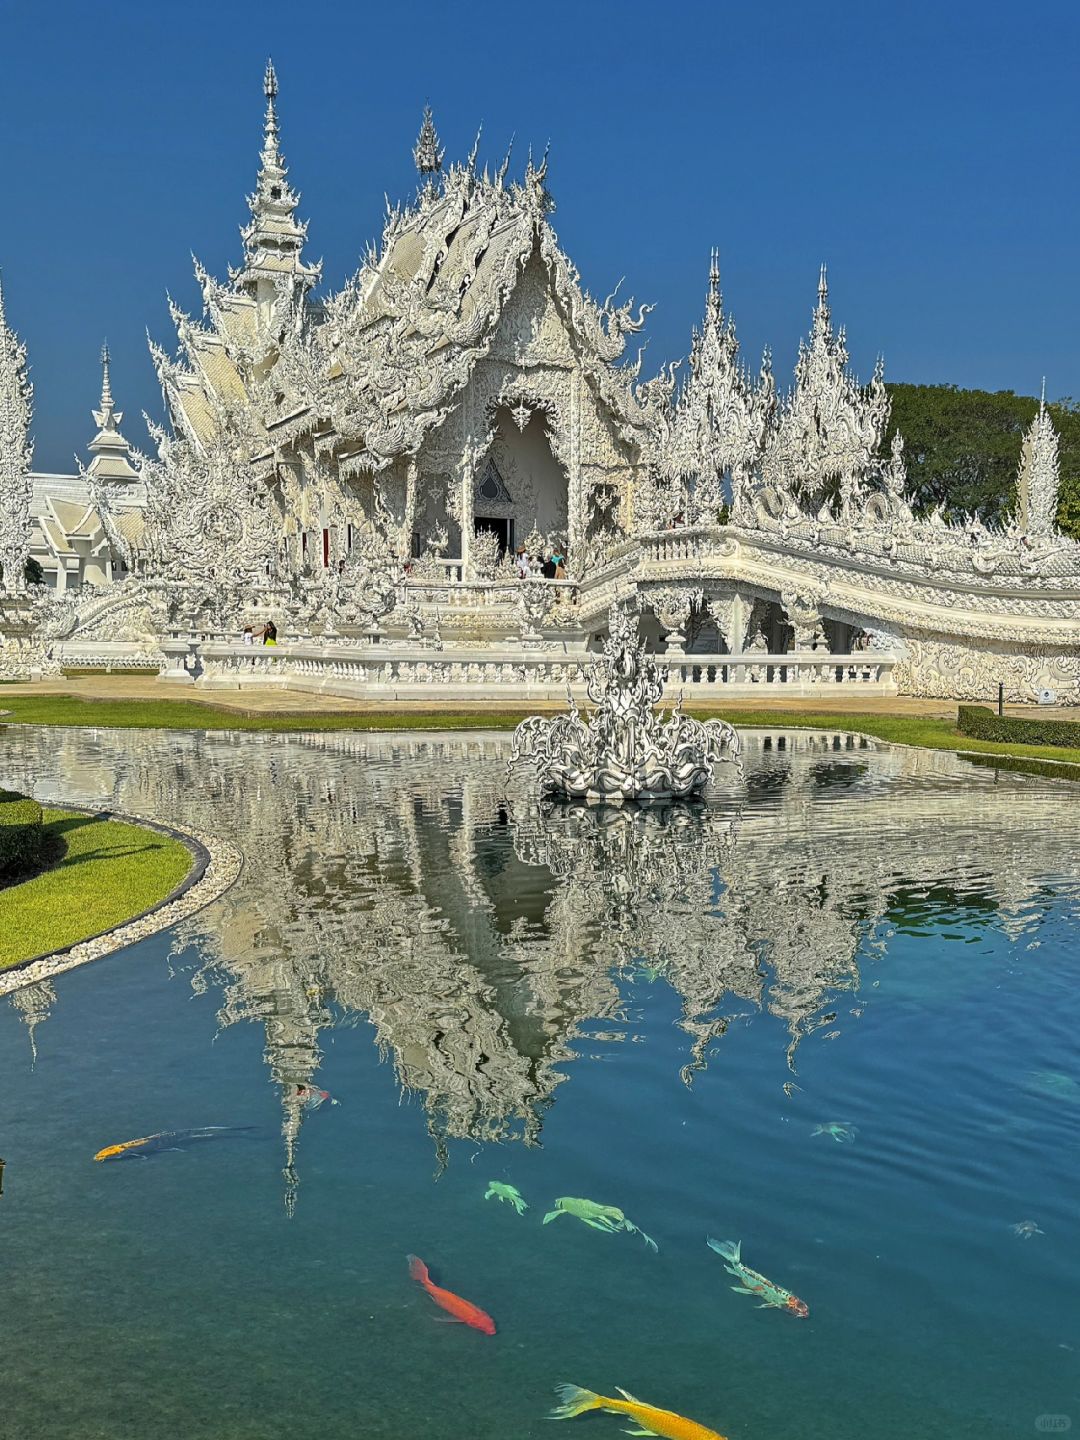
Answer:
[159,640,897,699]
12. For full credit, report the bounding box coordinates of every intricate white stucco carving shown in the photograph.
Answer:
[509,604,740,800]
[0,278,33,594]
[1016,387,1061,538]
[670,253,774,522]
[762,267,890,508]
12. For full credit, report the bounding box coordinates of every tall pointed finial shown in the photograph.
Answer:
[709,248,721,296]
[1040,375,1047,410]
[237,59,319,300]
[413,104,444,177]
[262,59,280,158]
[466,123,483,176]
[495,133,515,187]
[100,341,113,411]
[811,263,831,335]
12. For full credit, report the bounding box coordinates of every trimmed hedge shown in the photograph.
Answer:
[0,794,44,878]
[957,704,1080,750]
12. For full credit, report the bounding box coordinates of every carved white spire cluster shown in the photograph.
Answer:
[236,60,319,301]
[413,104,444,177]
[762,266,890,504]
[86,343,138,484]
[0,276,33,592]
[672,252,775,519]
[1016,382,1061,537]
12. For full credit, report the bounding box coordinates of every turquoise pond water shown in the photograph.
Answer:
[1,726,1079,1439]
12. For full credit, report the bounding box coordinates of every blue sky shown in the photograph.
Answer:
[2,0,1077,472]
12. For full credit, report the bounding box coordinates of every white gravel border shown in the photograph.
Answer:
[0,809,242,996]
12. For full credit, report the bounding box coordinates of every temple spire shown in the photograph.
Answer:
[87,343,138,484]
[1016,382,1061,537]
[814,263,830,330]
[413,104,444,178]
[0,273,34,593]
[236,60,319,304]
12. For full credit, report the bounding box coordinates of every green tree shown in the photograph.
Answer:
[884,384,1080,540]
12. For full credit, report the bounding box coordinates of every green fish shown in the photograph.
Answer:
[1027,1071,1080,1102]
[812,1123,857,1143]
[485,1181,528,1214]
[543,1196,658,1252]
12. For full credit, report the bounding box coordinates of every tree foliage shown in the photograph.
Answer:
[884,384,1080,540]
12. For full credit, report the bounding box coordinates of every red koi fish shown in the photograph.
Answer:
[407,1254,496,1335]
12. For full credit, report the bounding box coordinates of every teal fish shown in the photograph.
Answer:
[1027,1071,1080,1102]
[812,1123,857,1143]
[707,1238,808,1317]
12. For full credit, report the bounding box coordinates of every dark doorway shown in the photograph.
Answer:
[474,516,512,555]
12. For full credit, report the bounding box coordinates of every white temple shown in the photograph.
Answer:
[0,64,1078,703]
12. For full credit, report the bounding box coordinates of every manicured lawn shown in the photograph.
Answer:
[2,692,1080,772]
[0,810,194,969]
[687,708,1080,769]
[0,693,529,733]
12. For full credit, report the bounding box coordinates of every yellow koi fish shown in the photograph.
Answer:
[550,1384,727,1439]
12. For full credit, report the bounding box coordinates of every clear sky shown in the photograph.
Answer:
[2,0,1077,473]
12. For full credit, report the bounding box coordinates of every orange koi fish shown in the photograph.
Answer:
[406,1254,496,1335]
[94,1126,255,1161]
[550,1384,727,1439]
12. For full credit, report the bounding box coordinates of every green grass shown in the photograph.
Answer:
[2,692,1080,771]
[685,707,1080,768]
[0,693,529,733]
[0,810,194,969]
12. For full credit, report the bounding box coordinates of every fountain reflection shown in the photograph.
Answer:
[4,727,1079,1210]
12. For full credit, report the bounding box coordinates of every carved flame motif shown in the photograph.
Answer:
[508,604,740,801]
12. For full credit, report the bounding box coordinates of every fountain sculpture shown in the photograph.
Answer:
[509,604,740,801]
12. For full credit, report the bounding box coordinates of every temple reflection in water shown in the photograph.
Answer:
[5,727,1079,1210]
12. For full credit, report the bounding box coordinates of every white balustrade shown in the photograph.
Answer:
[188,642,897,700]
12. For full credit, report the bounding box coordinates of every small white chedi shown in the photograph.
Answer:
[509,605,740,801]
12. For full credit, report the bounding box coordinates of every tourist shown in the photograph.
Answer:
[553,553,566,580]
[242,626,255,646]
[515,545,530,579]
[264,620,278,647]
[541,554,557,580]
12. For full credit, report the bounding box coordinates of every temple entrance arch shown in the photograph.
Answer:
[479,402,568,565]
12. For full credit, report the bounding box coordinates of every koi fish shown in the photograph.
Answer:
[707,1238,809,1317]
[550,1384,727,1439]
[406,1254,496,1335]
[543,1195,658,1251]
[812,1122,858,1143]
[485,1181,528,1214]
[93,1126,256,1161]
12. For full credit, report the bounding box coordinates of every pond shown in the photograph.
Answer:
[1,726,1079,1440]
